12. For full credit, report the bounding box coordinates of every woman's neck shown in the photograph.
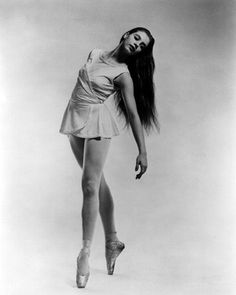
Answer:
[104,45,127,64]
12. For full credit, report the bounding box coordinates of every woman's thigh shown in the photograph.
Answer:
[83,138,111,183]
[68,134,85,168]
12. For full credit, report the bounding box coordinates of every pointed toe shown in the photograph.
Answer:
[76,272,90,288]
[105,241,125,275]
[76,248,90,288]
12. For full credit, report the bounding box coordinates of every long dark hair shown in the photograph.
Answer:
[117,27,160,133]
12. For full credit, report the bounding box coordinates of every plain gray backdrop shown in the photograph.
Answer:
[1,0,236,294]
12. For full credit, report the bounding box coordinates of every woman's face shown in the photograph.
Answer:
[121,31,150,56]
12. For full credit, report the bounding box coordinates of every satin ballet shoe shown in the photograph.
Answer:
[76,248,90,288]
[76,272,89,289]
[105,240,125,275]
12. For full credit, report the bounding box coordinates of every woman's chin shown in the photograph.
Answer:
[124,48,134,58]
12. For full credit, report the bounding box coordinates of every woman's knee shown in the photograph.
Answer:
[82,177,100,197]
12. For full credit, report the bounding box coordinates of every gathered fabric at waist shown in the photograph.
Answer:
[70,87,105,105]
[70,96,104,106]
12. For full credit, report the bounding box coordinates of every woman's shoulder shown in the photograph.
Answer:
[91,48,104,54]
[88,48,103,57]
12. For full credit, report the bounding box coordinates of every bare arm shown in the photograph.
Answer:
[114,72,147,179]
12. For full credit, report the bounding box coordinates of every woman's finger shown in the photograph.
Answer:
[136,164,147,179]
[141,165,147,176]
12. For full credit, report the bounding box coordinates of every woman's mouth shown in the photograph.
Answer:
[129,44,135,53]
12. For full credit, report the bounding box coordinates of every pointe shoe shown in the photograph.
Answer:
[76,248,90,288]
[105,240,125,275]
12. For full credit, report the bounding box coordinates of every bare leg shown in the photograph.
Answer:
[99,176,119,242]
[81,137,111,241]
[69,135,119,243]
[68,135,111,275]
[69,135,111,241]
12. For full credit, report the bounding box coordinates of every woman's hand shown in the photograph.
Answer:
[135,153,148,179]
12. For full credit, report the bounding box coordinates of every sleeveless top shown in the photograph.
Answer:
[59,48,129,138]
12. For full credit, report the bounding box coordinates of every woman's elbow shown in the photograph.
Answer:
[128,111,140,122]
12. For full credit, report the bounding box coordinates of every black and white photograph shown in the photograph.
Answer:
[1,0,236,294]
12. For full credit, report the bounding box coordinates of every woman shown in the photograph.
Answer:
[59,27,159,288]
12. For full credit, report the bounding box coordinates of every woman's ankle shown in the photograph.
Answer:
[105,231,119,243]
[80,239,91,255]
